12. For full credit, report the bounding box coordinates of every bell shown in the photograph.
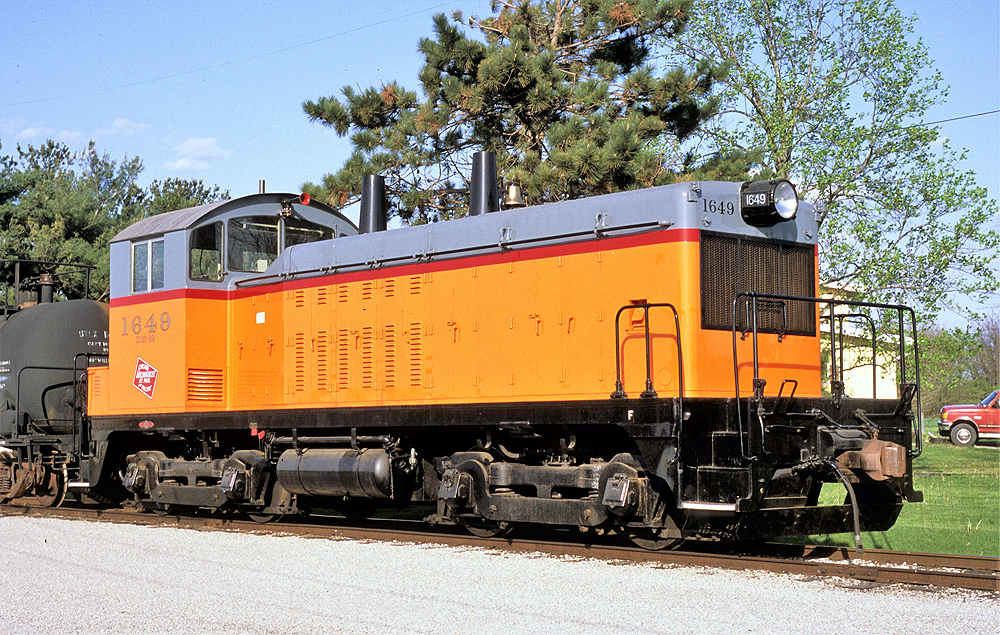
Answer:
[502,183,527,209]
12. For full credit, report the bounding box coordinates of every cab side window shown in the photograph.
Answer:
[190,222,224,282]
[229,216,278,272]
[285,216,334,247]
[132,238,164,293]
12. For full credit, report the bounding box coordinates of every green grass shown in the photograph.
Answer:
[789,439,1000,556]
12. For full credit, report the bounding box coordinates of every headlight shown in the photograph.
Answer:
[740,179,799,227]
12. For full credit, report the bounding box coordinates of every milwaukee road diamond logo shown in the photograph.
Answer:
[132,357,158,399]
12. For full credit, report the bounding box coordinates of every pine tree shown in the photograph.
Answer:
[303,0,723,223]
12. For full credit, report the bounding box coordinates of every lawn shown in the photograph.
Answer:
[790,438,1000,556]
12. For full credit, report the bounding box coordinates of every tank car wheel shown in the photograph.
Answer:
[461,517,511,538]
[624,527,683,551]
[950,423,977,447]
[34,468,67,508]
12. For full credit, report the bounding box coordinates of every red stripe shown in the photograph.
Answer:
[111,226,698,306]
[111,287,227,307]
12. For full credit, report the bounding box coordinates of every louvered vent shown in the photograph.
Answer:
[294,334,306,392]
[384,324,397,388]
[409,322,423,387]
[337,329,350,390]
[316,330,329,391]
[701,232,816,336]
[362,327,375,388]
[187,369,224,402]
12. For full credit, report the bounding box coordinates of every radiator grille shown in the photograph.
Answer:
[187,369,224,402]
[701,232,816,336]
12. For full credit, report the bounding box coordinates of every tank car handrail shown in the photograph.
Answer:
[15,354,103,461]
[731,292,923,460]
[231,220,671,288]
[0,259,95,311]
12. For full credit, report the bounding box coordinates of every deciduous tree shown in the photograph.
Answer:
[0,140,227,300]
[920,315,999,417]
[665,0,998,322]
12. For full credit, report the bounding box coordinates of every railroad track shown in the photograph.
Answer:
[3,502,997,593]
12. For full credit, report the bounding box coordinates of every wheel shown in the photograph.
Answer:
[624,527,684,551]
[461,517,511,538]
[245,510,283,524]
[243,479,285,523]
[950,422,978,446]
[34,468,67,508]
[333,500,381,521]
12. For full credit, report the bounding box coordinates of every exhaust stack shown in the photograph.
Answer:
[359,175,387,234]
[469,151,499,216]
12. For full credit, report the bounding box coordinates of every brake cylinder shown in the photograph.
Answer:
[276,448,393,499]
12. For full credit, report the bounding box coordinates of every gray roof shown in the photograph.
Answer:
[111,194,355,243]
[112,200,229,243]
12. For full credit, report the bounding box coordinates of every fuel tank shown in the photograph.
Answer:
[276,448,393,499]
[0,300,109,437]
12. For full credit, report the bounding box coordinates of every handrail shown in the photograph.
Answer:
[610,303,685,436]
[14,351,106,464]
[233,220,672,287]
[821,312,878,399]
[1,259,95,312]
[731,293,923,460]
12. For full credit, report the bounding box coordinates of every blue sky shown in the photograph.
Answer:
[1,0,997,320]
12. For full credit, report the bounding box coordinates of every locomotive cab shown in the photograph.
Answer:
[88,194,357,418]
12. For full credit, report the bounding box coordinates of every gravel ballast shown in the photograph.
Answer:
[1,516,995,634]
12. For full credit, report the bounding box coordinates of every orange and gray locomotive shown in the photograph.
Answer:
[0,155,923,549]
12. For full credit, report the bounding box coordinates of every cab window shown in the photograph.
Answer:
[190,222,223,281]
[285,217,335,247]
[229,216,278,272]
[132,238,164,293]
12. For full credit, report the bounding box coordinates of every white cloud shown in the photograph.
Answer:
[57,130,84,144]
[1,118,27,137]
[165,157,206,171]
[166,137,231,172]
[98,118,149,138]
[14,126,57,141]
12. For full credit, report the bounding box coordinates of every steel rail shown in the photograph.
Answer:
[3,503,996,593]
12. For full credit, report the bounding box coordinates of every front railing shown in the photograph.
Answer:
[731,292,922,459]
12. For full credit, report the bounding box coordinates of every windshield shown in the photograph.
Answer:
[980,390,999,407]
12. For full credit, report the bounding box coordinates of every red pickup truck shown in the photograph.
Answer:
[938,389,1000,446]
